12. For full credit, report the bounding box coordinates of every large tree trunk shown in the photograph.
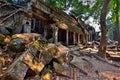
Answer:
[116,0,120,46]
[118,17,120,45]
[98,0,111,58]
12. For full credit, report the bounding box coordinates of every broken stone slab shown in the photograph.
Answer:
[3,61,28,80]
[107,45,117,49]
[2,39,71,80]
[0,34,5,45]
[12,33,41,44]
[0,34,5,41]
[12,23,23,34]
[0,27,10,35]
[70,56,92,75]
[23,49,53,73]
[101,71,120,80]
[69,46,80,52]
[93,41,100,45]
[0,34,11,46]
[2,40,56,80]
[56,43,69,56]
[9,38,26,52]
[106,52,120,61]
[24,43,69,73]
[3,40,41,80]
[53,62,65,74]
[42,72,53,80]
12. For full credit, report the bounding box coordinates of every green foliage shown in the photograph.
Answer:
[107,0,120,39]
[6,0,13,4]
[109,0,120,23]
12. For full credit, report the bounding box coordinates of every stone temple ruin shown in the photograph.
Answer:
[0,0,120,80]
[0,0,91,46]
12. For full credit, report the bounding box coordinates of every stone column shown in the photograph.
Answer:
[43,26,47,38]
[54,27,59,44]
[90,31,92,41]
[66,30,69,46]
[51,24,59,44]
[88,34,90,41]
[78,33,80,44]
[73,32,76,44]
[83,34,86,44]
[86,35,88,42]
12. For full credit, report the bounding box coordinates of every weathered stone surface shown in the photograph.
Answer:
[53,62,65,74]
[0,34,11,46]
[11,23,23,34]
[3,39,71,80]
[9,38,26,52]
[42,71,53,80]
[0,34,5,45]
[101,71,120,80]
[47,43,58,56]
[57,43,69,56]
[3,40,39,80]
[0,27,10,35]
[12,33,41,44]
[71,56,92,74]
[4,61,28,80]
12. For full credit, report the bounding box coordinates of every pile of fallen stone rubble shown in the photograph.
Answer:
[0,33,71,80]
[68,42,120,80]
[80,41,120,61]
[0,33,120,80]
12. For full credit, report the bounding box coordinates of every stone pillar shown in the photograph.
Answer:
[54,27,59,44]
[43,26,47,38]
[51,24,58,44]
[73,32,76,44]
[66,30,69,46]
[90,31,92,41]
[78,33,80,44]
[83,34,86,44]
[88,34,90,41]
[86,35,88,42]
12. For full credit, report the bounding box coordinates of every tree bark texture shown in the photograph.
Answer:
[98,0,111,58]
[116,0,120,46]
